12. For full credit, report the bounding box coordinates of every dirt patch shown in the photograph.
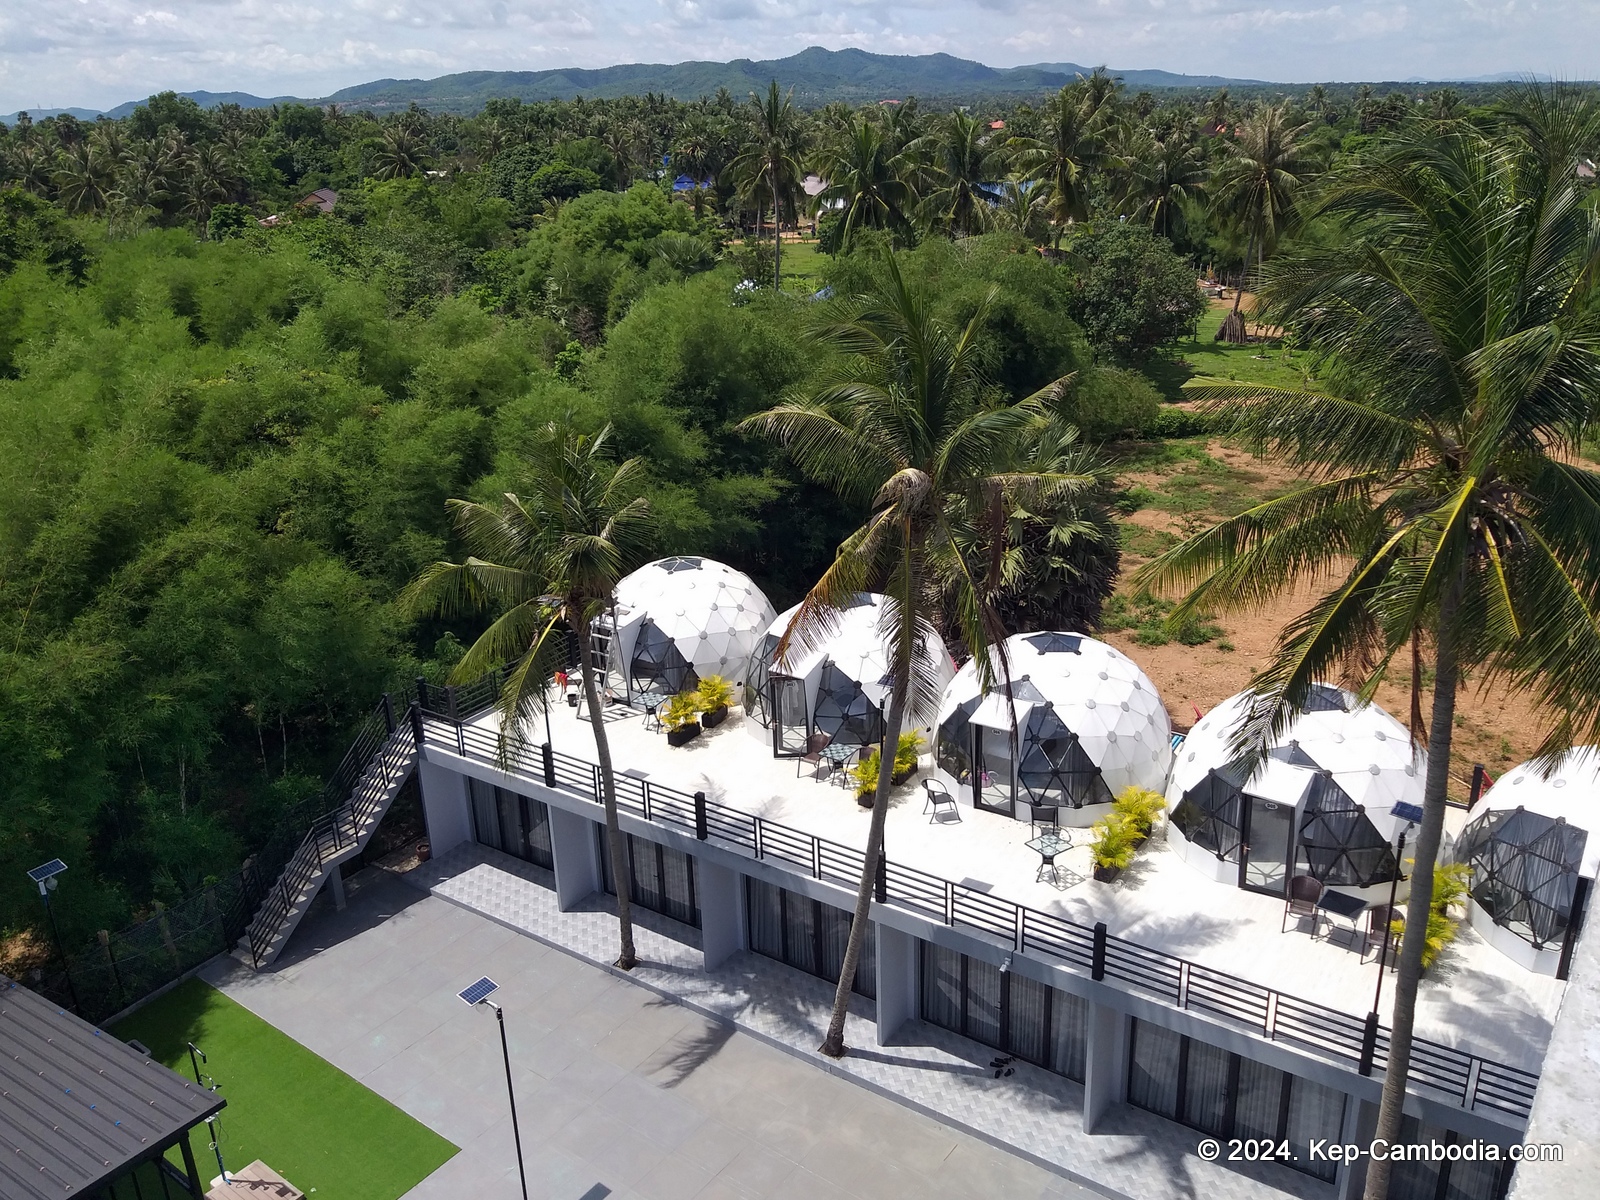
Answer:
[1109,443,1557,785]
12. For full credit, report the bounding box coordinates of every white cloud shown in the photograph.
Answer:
[0,0,1593,114]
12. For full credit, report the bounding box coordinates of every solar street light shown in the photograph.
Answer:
[459,977,528,1200]
[27,859,79,1013]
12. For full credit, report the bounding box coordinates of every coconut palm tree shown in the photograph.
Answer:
[990,176,1051,244]
[1121,133,1209,241]
[403,421,654,971]
[911,110,1009,238]
[730,82,804,289]
[1009,83,1111,246]
[1136,87,1600,1200]
[373,123,431,181]
[1210,103,1319,342]
[813,112,918,250]
[741,256,1092,1057]
[54,143,116,217]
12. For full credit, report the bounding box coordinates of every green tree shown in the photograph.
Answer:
[812,112,917,251]
[373,124,432,181]
[1064,221,1207,363]
[1010,83,1112,246]
[403,422,653,970]
[1137,89,1600,1200]
[1210,104,1318,342]
[730,82,804,289]
[742,256,1089,1056]
[910,111,1008,238]
[1120,134,1209,242]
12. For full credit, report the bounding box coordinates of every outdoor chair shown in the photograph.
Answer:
[1029,804,1060,839]
[1360,905,1401,967]
[923,778,960,823]
[1282,874,1326,935]
[796,732,833,780]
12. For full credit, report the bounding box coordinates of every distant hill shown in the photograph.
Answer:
[3,48,1577,125]
[1,106,105,124]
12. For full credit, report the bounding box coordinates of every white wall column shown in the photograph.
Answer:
[874,922,919,1047]
[549,807,600,911]
[1082,1000,1128,1133]
[417,760,473,858]
[697,858,744,970]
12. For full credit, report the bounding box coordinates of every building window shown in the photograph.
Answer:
[745,877,875,998]
[1126,1019,1347,1182]
[1387,1116,1515,1200]
[469,777,553,869]
[599,829,700,928]
[919,942,1086,1081]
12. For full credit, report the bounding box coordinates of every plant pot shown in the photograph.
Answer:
[856,792,875,809]
[667,722,702,747]
[701,704,729,729]
[416,839,431,864]
[1092,863,1123,884]
[891,767,915,786]
[566,692,579,707]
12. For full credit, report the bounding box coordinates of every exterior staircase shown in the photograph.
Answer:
[242,700,420,969]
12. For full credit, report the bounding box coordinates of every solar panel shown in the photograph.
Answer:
[458,976,499,1006]
[27,859,67,884]
[1390,802,1424,824]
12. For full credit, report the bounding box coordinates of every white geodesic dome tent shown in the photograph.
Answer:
[743,593,956,755]
[1166,684,1425,896]
[597,557,776,705]
[931,632,1172,826]
[1455,749,1600,974]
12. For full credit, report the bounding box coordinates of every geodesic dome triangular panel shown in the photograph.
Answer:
[935,632,1171,810]
[609,557,777,703]
[1458,807,1588,949]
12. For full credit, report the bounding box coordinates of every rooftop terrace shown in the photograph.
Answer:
[450,697,1564,1078]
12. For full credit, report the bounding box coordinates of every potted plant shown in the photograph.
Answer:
[850,733,925,806]
[1089,813,1139,883]
[662,691,704,746]
[696,675,734,728]
[1111,786,1167,847]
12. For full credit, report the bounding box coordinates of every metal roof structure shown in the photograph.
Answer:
[0,975,223,1200]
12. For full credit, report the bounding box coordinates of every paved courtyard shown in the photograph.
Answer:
[203,871,1098,1200]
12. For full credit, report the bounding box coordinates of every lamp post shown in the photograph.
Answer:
[1372,829,1408,1015]
[27,859,80,1013]
[459,977,528,1200]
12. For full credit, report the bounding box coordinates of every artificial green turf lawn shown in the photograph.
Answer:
[112,978,457,1200]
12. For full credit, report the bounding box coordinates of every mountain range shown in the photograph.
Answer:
[0,46,1553,124]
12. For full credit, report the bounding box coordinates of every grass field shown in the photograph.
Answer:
[778,238,827,293]
[113,979,456,1199]
[1142,302,1316,401]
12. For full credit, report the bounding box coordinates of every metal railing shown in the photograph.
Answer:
[244,696,418,966]
[416,683,1541,1122]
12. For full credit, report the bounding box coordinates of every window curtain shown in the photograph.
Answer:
[1127,1021,1182,1119]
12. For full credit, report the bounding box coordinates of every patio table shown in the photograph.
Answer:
[1315,889,1368,944]
[818,742,859,784]
[1026,831,1073,886]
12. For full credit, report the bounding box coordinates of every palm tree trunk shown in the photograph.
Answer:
[1219,226,1257,344]
[576,619,638,970]
[771,160,782,291]
[1363,576,1462,1200]
[819,685,908,1058]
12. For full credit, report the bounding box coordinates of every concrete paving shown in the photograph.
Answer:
[203,871,1098,1200]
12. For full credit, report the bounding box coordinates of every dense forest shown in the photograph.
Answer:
[0,70,1586,952]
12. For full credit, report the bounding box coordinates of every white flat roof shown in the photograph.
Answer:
[475,700,1565,1074]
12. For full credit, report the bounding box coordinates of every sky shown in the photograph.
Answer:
[1,0,1595,115]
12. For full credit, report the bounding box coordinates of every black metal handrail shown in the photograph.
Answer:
[419,704,1542,1121]
[245,699,418,965]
